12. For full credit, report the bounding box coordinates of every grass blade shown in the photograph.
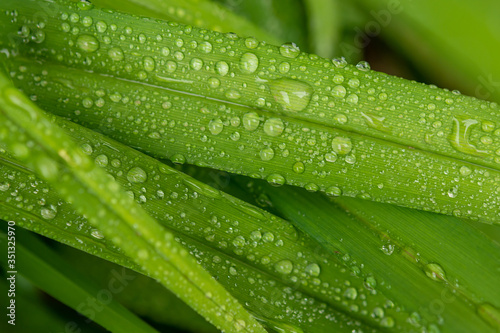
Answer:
[90,0,281,45]
[303,0,341,58]
[235,177,500,332]
[0,72,266,333]
[2,0,500,223]
[0,226,159,333]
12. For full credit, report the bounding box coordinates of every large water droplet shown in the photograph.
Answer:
[41,206,57,220]
[239,53,259,74]
[190,58,203,71]
[292,161,305,174]
[143,56,155,72]
[76,34,99,52]
[127,166,147,183]
[448,116,488,157]
[268,78,313,112]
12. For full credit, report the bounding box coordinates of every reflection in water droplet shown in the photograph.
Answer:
[448,116,488,157]
[332,85,346,98]
[108,47,124,61]
[268,78,313,112]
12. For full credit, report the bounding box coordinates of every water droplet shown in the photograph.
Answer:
[449,116,488,157]
[91,229,104,239]
[346,94,359,105]
[250,230,262,241]
[325,186,342,196]
[41,207,57,220]
[215,61,229,76]
[477,303,500,330]
[424,263,446,282]
[343,287,358,300]
[208,77,221,88]
[292,161,305,174]
[208,118,224,135]
[266,174,285,186]
[76,34,99,52]
[279,42,300,58]
[260,148,275,161]
[482,120,495,132]
[81,143,93,155]
[183,178,221,199]
[459,166,472,176]
[372,307,384,318]
[360,112,390,133]
[95,154,108,167]
[245,37,259,49]
[127,166,147,183]
[356,60,371,71]
[381,244,394,255]
[305,263,321,277]
[268,78,313,112]
[225,89,241,99]
[333,74,344,84]
[348,78,360,88]
[232,235,246,248]
[143,56,155,72]
[331,137,352,155]
[199,41,213,53]
[262,232,275,242]
[279,62,290,73]
[380,316,395,328]
[239,53,259,74]
[242,112,260,131]
[171,154,186,165]
[332,85,347,98]
[305,183,319,192]
[364,275,377,290]
[325,152,338,163]
[190,57,203,71]
[274,259,293,274]
[96,21,107,33]
[263,118,284,136]
[108,47,124,61]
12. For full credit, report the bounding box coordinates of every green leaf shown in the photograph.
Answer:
[234,177,500,332]
[91,0,282,45]
[2,0,500,223]
[0,226,159,333]
[0,71,266,333]
[353,0,500,103]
